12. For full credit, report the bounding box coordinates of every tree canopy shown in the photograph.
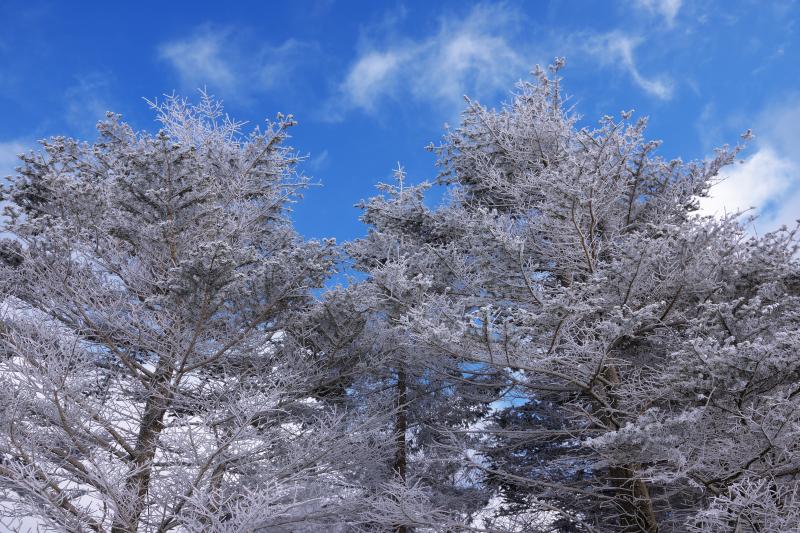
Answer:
[1,63,798,532]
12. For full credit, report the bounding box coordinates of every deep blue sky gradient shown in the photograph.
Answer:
[1,0,798,240]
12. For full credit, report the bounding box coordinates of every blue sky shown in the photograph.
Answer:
[1,0,798,240]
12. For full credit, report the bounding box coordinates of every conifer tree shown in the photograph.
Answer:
[346,166,499,531]
[0,95,378,532]
[349,61,800,531]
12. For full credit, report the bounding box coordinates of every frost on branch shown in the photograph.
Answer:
[350,60,800,531]
[0,95,387,532]
[1,62,799,533]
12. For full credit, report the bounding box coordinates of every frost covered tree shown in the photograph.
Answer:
[1,63,798,533]
[0,95,383,532]
[348,61,800,531]
[590,226,800,532]
[342,166,500,532]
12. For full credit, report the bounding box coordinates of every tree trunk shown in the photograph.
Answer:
[393,367,408,533]
[602,366,658,532]
[111,360,174,533]
[608,464,659,532]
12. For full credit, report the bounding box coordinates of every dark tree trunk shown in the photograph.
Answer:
[608,464,659,533]
[393,367,408,533]
[602,366,659,532]
[111,360,174,533]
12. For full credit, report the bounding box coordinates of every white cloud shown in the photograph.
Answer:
[585,32,673,100]
[342,50,409,111]
[769,188,800,230]
[413,17,526,104]
[699,148,797,221]
[337,5,683,117]
[337,4,530,116]
[700,98,800,232]
[632,0,682,26]
[158,26,315,98]
[158,28,238,92]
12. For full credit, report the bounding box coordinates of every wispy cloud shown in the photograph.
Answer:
[305,149,330,173]
[631,0,682,27]
[341,50,409,112]
[335,4,532,117]
[64,72,113,133]
[335,3,678,120]
[158,26,317,98]
[158,27,238,93]
[583,32,674,100]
